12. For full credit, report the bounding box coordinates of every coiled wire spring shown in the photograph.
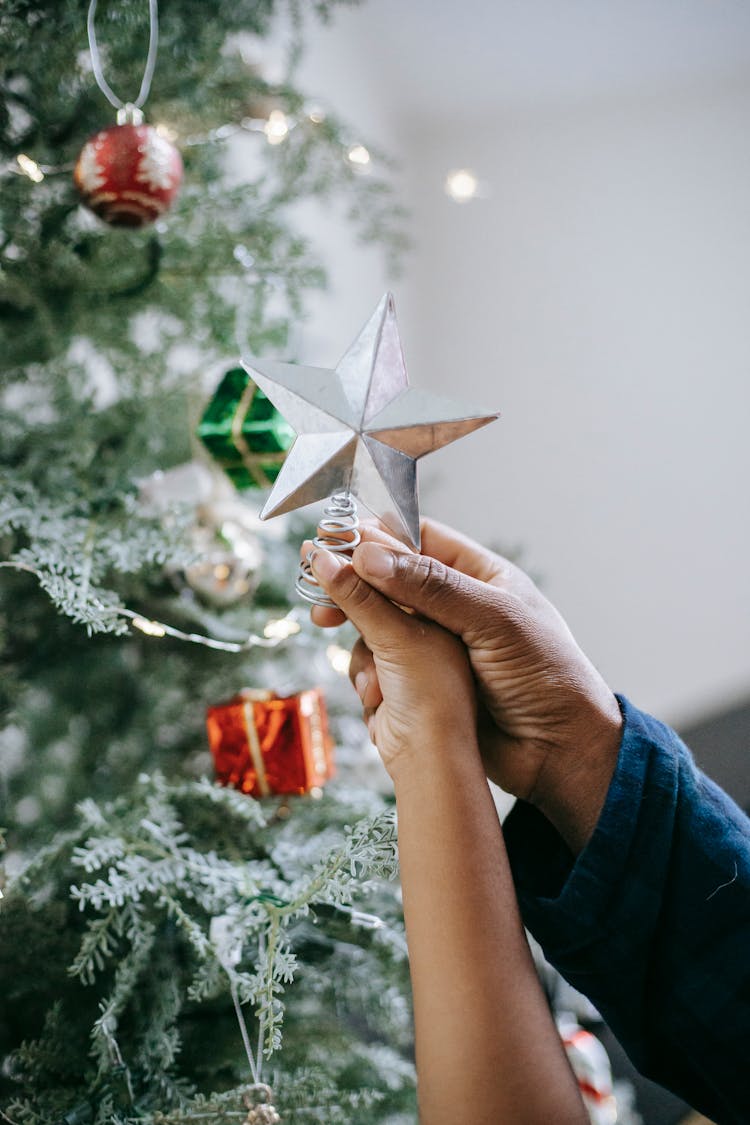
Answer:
[295,491,361,607]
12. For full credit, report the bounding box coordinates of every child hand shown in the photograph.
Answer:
[309,548,476,781]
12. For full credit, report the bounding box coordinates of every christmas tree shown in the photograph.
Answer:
[0,2,414,1121]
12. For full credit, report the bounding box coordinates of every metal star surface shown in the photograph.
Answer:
[241,292,499,548]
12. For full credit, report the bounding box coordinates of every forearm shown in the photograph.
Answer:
[393,735,587,1125]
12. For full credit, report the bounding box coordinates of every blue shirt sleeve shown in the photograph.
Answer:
[503,694,750,1125]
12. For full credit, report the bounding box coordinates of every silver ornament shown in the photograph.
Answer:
[184,495,264,606]
[242,292,499,550]
[184,550,256,607]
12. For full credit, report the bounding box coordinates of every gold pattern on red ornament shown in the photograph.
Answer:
[74,105,182,228]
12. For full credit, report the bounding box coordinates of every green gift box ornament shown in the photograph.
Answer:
[197,367,295,490]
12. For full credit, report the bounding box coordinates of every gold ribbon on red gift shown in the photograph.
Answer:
[239,688,274,798]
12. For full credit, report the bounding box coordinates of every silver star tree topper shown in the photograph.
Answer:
[242,293,498,549]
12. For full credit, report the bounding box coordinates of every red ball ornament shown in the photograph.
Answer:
[73,118,183,228]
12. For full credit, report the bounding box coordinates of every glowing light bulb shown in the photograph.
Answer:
[263,617,301,640]
[326,644,351,675]
[17,154,44,183]
[347,144,370,167]
[445,168,479,203]
[307,105,326,124]
[264,110,289,145]
[133,616,167,638]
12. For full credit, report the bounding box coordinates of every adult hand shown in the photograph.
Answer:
[308,520,622,851]
[308,547,477,782]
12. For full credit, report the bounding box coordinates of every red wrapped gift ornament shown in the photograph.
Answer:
[206,688,334,798]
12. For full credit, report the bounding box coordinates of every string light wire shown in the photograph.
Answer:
[87,0,159,111]
[122,606,303,652]
[0,560,304,654]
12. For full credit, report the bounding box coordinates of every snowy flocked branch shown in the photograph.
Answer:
[11,772,400,1093]
[0,469,195,634]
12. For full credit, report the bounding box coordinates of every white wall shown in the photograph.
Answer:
[290,18,406,366]
[405,80,750,725]
[292,18,750,728]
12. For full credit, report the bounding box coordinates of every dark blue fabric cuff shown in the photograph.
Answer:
[503,694,677,960]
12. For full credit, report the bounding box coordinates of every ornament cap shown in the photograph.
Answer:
[116,102,145,126]
[243,1084,281,1124]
